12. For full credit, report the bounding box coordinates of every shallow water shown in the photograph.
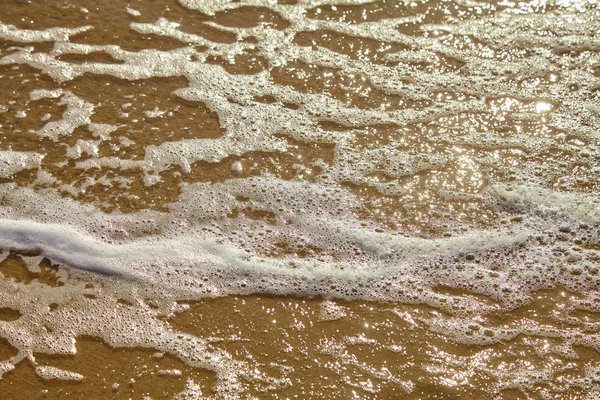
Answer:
[0,0,599,398]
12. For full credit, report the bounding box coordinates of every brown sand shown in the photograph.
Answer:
[0,0,599,398]
[0,280,598,399]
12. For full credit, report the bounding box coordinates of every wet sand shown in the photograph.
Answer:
[0,0,600,398]
[0,251,599,398]
[1,278,599,399]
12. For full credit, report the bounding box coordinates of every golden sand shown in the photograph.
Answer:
[0,0,599,398]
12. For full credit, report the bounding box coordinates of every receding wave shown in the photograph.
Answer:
[0,0,599,397]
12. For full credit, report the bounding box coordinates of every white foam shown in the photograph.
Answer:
[0,1,599,395]
[31,89,95,141]
[35,366,85,381]
[0,151,43,178]
[319,300,346,321]
[126,7,141,17]
[0,22,91,43]
[0,0,596,302]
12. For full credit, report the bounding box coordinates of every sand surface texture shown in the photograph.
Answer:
[0,0,600,398]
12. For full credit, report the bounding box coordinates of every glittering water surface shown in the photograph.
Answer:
[0,0,599,398]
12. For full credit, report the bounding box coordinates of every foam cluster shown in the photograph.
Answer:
[0,0,599,395]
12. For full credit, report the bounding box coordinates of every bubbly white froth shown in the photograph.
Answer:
[0,0,597,301]
[0,0,599,395]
